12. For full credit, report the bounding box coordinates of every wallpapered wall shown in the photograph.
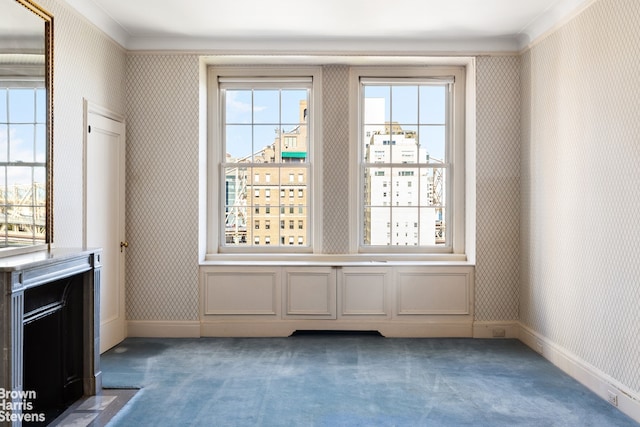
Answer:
[520,0,640,393]
[125,55,200,320]
[475,56,521,322]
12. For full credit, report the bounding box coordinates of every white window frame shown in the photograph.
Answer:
[206,66,323,257]
[349,66,466,256]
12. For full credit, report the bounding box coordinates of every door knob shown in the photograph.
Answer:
[120,241,129,252]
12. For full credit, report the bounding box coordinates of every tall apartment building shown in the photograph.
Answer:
[363,98,441,246]
[225,101,309,247]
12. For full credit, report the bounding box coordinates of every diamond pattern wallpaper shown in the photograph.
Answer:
[475,56,521,322]
[125,54,201,320]
[520,0,640,393]
[322,66,351,254]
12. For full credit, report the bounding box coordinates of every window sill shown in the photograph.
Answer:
[201,253,471,267]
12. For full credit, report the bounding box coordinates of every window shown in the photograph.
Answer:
[0,85,47,246]
[206,63,469,259]
[212,68,320,252]
[356,67,465,253]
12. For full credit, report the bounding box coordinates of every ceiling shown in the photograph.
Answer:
[60,0,590,52]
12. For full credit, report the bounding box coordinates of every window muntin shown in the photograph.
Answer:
[220,77,312,249]
[0,85,47,247]
[360,77,454,249]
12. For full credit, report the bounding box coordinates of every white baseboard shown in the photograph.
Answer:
[472,321,519,338]
[127,320,200,338]
[519,323,640,424]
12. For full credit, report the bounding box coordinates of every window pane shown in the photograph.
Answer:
[8,89,35,123]
[224,167,246,245]
[281,124,307,163]
[225,124,253,162]
[364,167,390,206]
[391,207,419,246]
[420,167,445,207]
[281,89,307,124]
[394,169,419,206]
[9,124,34,162]
[419,85,446,124]
[419,125,446,163]
[253,90,279,124]
[419,208,438,245]
[364,207,390,245]
[392,129,418,164]
[364,85,390,123]
[225,90,252,124]
[254,124,277,158]
[392,85,418,124]
[8,166,33,205]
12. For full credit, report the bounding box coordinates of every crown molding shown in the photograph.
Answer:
[59,0,130,48]
[59,0,593,54]
[517,0,593,50]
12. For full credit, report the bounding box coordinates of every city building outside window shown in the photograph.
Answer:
[214,72,315,250]
[355,67,465,253]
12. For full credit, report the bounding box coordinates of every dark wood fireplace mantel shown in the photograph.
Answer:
[0,248,101,426]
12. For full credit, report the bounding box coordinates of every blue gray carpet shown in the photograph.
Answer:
[100,335,638,426]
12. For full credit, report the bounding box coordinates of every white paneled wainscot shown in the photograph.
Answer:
[199,263,474,337]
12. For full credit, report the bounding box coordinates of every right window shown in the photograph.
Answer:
[358,68,465,253]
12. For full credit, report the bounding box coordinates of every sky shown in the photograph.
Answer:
[0,87,47,195]
[224,89,307,161]
[223,83,449,163]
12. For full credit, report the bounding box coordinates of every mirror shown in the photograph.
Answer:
[0,0,52,255]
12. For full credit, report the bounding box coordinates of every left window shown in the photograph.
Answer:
[0,84,46,246]
[208,68,320,253]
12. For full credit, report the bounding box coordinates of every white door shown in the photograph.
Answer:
[84,102,126,353]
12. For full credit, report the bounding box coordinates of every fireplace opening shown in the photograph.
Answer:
[22,274,85,425]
